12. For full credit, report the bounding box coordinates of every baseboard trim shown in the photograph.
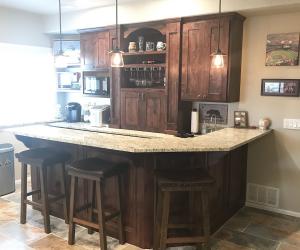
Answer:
[246,201,300,218]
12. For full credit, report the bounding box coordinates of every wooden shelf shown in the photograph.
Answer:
[56,88,82,93]
[123,51,166,56]
[121,87,165,90]
[123,63,166,68]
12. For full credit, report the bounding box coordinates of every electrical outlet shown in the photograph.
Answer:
[283,119,300,130]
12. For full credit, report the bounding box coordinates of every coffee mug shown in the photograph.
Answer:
[146,42,155,51]
[156,41,166,51]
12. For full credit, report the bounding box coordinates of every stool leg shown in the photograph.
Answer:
[159,191,170,250]
[88,180,96,234]
[20,163,27,224]
[68,176,77,245]
[96,180,107,250]
[153,187,163,250]
[40,167,51,234]
[201,189,211,250]
[60,162,69,224]
[116,174,125,244]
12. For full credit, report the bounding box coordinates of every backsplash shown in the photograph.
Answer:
[56,92,110,119]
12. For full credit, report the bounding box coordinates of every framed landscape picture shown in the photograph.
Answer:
[265,32,300,66]
[261,79,300,97]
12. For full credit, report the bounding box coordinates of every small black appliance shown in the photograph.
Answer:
[66,102,81,123]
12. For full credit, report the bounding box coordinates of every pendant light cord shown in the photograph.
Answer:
[59,0,63,54]
[115,0,119,50]
[217,0,221,51]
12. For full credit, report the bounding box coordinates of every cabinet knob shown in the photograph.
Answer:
[197,94,201,98]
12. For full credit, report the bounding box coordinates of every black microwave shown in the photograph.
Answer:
[83,71,110,97]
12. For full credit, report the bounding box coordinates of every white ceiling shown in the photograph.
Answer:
[0,0,143,15]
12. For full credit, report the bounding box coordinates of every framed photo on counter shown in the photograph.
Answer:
[261,79,300,97]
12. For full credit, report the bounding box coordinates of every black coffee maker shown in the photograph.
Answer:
[65,102,81,122]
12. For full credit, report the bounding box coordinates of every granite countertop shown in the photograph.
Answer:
[6,123,271,153]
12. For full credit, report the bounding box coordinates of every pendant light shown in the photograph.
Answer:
[211,0,225,69]
[110,0,124,67]
[55,0,68,68]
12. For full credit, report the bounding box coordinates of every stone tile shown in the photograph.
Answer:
[223,210,252,232]
[73,229,119,250]
[29,234,85,250]
[210,238,253,250]
[2,191,21,203]
[277,242,300,250]
[214,228,279,250]
[0,221,46,245]
[0,233,33,250]
[27,212,85,240]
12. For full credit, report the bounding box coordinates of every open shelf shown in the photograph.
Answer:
[56,88,82,93]
[123,63,166,68]
[123,50,166,56]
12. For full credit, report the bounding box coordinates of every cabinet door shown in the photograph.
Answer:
[207,19,229,102]
[181,19,229,101]
[80,33,97,69]
[142,91,166,132]
[121,90,142,130]
[95,31,110,68]
[166,22,180,131]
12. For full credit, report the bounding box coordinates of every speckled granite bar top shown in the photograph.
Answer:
[6,123,271,153]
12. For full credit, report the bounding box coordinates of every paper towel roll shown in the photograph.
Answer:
[191,109,199,134]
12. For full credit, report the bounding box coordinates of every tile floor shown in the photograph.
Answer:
[1,180,300,249]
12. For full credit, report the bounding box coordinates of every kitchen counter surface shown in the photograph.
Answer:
[7,123,271,153]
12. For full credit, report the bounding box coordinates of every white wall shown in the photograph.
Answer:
[43,0,300,33]
[239,12,300,214]
[0,6,50,47]
[0,7,53,179]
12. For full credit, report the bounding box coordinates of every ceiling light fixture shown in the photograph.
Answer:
[55,0,68,68]
[211,0,225,69]
[110,0,124,67]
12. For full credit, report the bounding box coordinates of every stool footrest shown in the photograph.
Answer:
[26,190,41,197]
[73,217,101,230]
[168,223,197,229]
[49,194,65,203]
[25,200,42,208]
[166,236,208,244]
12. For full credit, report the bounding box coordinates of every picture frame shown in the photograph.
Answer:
[199,104,228,125]
[265,32,300,66]
[234,111,248,128]
[261,79,300,97]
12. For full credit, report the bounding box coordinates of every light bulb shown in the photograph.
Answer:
[211,53,224,68]
[111,51,124,67]
[55,53,68,68]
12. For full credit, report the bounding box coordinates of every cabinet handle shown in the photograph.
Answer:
[141,93,145,101]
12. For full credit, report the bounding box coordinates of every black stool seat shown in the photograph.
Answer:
[68,157,127,179]
[16,148,71,167]
[156,168,214,190]
[67,157,127,250]
[16,147,70,234]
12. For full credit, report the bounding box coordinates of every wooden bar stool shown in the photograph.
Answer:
[67,157,127,250]
[154,168,214,250]
[16,148,71,234]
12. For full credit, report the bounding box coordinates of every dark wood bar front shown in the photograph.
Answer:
[16,135,248,249]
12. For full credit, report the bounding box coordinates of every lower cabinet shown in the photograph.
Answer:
[121,89,166,132]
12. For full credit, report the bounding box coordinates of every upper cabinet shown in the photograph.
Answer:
[80,30,110,70]
[181,14,244,102]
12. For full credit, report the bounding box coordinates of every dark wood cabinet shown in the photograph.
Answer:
[80,31,110,70]
[121,90,142,130]
[121,89,166,132]
[95,31,110,68]
[181,14,244,102]
[80,33,97,69]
